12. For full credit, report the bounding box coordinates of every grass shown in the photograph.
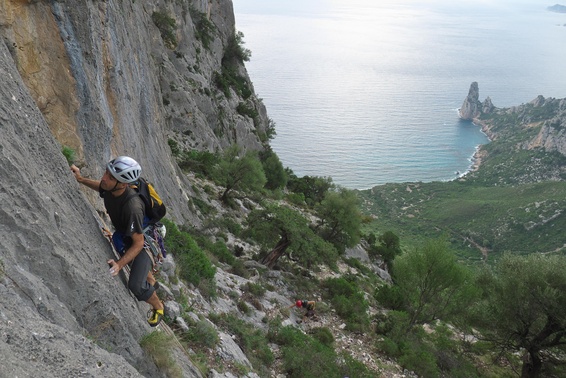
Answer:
[140,331,182,377]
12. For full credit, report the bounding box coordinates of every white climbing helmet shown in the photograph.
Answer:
[106,156,142,183]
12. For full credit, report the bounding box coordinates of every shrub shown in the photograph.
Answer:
[161,219,216,288]
[214,67,252,99]
[182,319,219,348]
[167,139,180,157]
[237,300,252,315]
[322,277,370,332]
[61,146,76,165]
[152,11,177,49]
[398,348,440,378]
[309,327,334,347]
[242,282,266,297]
[178,149,219,177]
[223,31,251,65]
[140,331,181,377]
[236,102,258,119]
[268,325,371,378]
[374,284,405,310]
[211,313,274,368]
[191,197,215,216]
[190,7,215,49]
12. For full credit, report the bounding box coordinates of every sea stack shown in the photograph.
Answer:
[459,82,481,120]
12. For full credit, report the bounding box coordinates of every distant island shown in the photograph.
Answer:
[548,4,566,13]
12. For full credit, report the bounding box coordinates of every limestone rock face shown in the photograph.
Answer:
[0,39,167,377]
[482,96,495,114]
[525,98,566,154]
[459,81,482,120]
[0,0,264,376]
[1,0,269,226]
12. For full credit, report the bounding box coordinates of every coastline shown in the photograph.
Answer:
[461,118,493,177]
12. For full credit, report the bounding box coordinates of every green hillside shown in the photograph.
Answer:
[358,97,566,263]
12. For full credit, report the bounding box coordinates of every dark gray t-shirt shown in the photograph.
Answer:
[101,187,145,237]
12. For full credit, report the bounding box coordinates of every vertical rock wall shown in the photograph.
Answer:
[0,0,265,376]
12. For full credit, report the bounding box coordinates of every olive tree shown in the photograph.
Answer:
[245,204,338,269]
[314,188,362,253]
[376,238,478,328]
[470,253,566,378]
[214,145,266,203]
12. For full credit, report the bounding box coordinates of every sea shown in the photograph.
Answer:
[233,0,566,190]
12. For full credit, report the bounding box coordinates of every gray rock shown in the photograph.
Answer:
[160,255,177,278]
[459,81,482,120]
[164,300,182,320]
[175,316,190,332]
[216,332,253,368]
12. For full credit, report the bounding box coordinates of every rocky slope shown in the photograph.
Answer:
[0,0,270,376]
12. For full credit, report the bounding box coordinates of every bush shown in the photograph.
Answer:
[398,348,440,378]
[161,219,216,288]
[190,7,215,49]
[242,282,265,297]
[223,31,251,65]
[309,327,334,347]
[182,319,219,348]
[268,325,372,377]
[152,11,177,49]
[61,146,75,165]
[377,337,401,357]
[237,300,252,315]
[214,66,253,99]
[236,102,258,119]
[322,277,370,332]
[211,313,274,368]
[140,331,181,377]
[167,139,180,157]
[374,284,405,310]
[286,174,334,207]
[178,149,219,177]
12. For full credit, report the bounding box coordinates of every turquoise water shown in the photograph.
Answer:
[233,0,566,189]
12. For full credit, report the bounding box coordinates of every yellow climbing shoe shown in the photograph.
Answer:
[148,309,164,327]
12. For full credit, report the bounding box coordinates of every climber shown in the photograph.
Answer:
[71,156,164,327]
[289,300,317,322]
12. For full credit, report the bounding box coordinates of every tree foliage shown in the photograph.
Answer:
[368,231,402,271]
[161,219,216,287]
[245,204,338,269]
[259,149,287,190]
[214,145,266,203]
[376,238,478,328]
[286,173,334,206]
[223,30,251,66]
[469,253,566,378]
[315,188,362,253]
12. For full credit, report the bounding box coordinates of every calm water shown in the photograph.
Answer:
[233,0,566,189]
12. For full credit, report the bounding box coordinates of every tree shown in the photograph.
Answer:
[286,173,334,206]
[314,188,362,253]
[259,149,287,190]
[368,231,401,271]
[376,238,478,328]
[470,253,566,378]
[214,145,266,203]
[245,204,338,269]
